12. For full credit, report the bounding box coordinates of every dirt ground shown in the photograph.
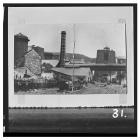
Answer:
[15,83,126,95]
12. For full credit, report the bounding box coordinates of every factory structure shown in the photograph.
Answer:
[52,31,93,84]
[14,33,42,79]
[14,31,126,92]
[94,47,116,82]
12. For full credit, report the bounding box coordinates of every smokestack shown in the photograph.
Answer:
[57,31,66,67]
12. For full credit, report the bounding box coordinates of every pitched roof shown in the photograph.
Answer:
[25,49,41,59]
[51,67,91,77]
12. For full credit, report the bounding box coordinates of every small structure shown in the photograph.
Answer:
[116,56,126,64]
[14,67,38,80]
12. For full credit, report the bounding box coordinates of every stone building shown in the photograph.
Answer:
[14,33,42,77]
[15,49,42,77]
[14,33,30,67]
[24,49,42,75]
[94,47,116,82]
[96,47,116,64]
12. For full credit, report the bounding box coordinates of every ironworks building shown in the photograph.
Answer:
[94,47,116,82]
[14,33,29,67]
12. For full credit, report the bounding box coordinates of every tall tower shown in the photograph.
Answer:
[96,47,116,64]
[14,33,29,66]
[57,31,66,67]
[94,47,116,82]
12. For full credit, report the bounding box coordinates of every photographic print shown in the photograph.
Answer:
[4,4,137,136]
[14,23,127,95]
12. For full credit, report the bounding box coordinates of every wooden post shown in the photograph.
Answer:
[110,71,111,83]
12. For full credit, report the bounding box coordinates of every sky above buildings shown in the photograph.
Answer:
[9,7,133,58]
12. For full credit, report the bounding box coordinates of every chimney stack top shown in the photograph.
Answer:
[61,31,66,34]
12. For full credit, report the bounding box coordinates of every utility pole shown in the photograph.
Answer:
[72,24,76,92]
[118,19,127,86]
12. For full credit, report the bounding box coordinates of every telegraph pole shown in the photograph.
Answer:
[72,24,76,92]
[118,19,127,86]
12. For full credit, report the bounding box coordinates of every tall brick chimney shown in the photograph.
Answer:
[57,31,66,67]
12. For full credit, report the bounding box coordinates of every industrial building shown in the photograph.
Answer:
[14,49,42,78]
[51,30,93,86]
[96,47,116,64]
[94,47,117,82]
[14,33,42,78]
[14,30,126,92]
[14,33,29,67]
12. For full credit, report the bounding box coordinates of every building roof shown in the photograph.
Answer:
[14,33,30,41]
[104,47,110,50]
[51,67,91,77]
[25,49,41,59]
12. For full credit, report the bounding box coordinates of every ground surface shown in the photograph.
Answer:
[8,107,135,134]
[15,83,126,94]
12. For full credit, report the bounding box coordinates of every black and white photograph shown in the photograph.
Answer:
[14,23,127,95]
[3,3,137,136]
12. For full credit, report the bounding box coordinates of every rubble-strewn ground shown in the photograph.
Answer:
[15,83,126,94]
[8,107,135,134]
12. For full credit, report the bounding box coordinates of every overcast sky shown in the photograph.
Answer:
[9,7,133,58]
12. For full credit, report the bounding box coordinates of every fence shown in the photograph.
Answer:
[14,79,58,92]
